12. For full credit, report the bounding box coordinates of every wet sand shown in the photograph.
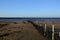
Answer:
[0,21,48,40]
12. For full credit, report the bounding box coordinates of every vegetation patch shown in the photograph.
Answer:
[0,24,8,28]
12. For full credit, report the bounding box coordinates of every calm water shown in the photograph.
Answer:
[0,18,60,22]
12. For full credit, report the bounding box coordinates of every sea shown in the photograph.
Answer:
[0,17,60,22]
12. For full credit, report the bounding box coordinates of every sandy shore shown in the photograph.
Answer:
[0,21,48,40]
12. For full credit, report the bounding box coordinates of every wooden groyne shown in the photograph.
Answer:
[28,20,60,40]
[27,20,44,34]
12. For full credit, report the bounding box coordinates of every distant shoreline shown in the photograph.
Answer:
[0,17,60,19]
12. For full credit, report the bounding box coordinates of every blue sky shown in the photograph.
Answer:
[0,0,60,17]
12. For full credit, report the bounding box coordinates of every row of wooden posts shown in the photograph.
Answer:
[39,23,60,40]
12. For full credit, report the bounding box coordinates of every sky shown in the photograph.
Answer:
[0,0,60,17]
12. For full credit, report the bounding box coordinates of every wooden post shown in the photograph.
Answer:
[44,24,47,36]
[52,24,54,40]
[59,32,60,37]
[40,24,42,26]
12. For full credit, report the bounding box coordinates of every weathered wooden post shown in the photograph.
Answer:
[59,32,60,37]
[40,24,42,26]
[44,24,47,36]
[52,24,54,40]
[36,21,39,25]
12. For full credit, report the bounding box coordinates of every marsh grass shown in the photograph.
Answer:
[0,24,8,28]
[13,22,17,24]
[3,36,13,40]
